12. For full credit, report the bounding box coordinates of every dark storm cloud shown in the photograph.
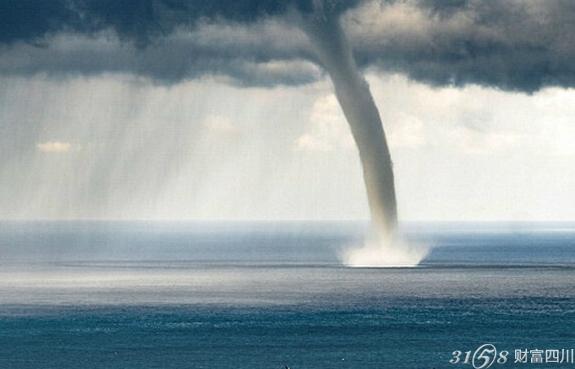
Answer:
[0,29,320,86]
[0,0,354,86]
[1,0,575,91]
[0,0,356,44]
[0,0,290,44]
[351,0,575,92]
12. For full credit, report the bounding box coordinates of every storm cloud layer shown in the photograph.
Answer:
[1,0,574,91]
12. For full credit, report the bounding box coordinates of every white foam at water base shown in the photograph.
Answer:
[342,237,429,267]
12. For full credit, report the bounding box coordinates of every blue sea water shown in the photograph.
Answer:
[0,222,574,369]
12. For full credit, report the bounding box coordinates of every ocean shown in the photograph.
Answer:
[0,221,574,369]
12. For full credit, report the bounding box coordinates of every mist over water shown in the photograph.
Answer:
[1,221,574,266]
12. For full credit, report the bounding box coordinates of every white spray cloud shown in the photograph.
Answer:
[342,238,429,268]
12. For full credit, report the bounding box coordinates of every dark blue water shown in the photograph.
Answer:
[0,222,574,369]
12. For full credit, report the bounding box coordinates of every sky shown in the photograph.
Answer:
[0,0,574,222]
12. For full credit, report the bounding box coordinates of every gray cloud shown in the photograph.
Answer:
[1,0,574,91]
[350,0,575,92]
[0,25,319,86]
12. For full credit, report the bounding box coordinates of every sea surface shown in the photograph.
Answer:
[0,221,574,369]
